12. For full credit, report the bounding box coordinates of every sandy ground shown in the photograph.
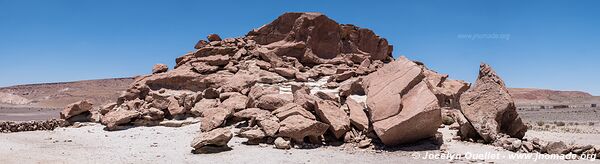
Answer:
[1,122,597,164]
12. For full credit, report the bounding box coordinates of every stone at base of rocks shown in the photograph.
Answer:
[545,141,570,154]
[159,118,200,127]
[191,145,232,154]
[358,139,372,148]
[191,128,233,150]
[274,137,291,149]
[432,132,444,146]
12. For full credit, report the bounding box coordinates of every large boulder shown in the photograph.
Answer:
[190,128,233,154]
[254,94,293,111]
[363,57,424,123]
[190,98,220,117]
[246,12,393,63]
[132,69,229,92]
[256,115,280,137]
[219,95,249,111]
[363,56,442,145]
[207,34,222,42]
[166,96,185,117]
[220,71,258,93]
[459,64,527,142]
[278,115,329,143]
[346,98,369,131]
[200,107,233,132]
[60,100,93,119]
[315,100,350,139]
[101,109,141,131]
[152,64,168,74]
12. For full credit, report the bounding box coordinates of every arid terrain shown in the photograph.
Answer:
[1,12,599,164]
[0,78,133,121]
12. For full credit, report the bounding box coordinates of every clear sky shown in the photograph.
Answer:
[1,0,599,95]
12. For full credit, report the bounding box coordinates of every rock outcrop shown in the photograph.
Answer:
[60,100,93,120]
[246,12,393,64]
[363,57,441,145]
[459,64,527,143]
[76,12,537,154]
[152,64,169,74]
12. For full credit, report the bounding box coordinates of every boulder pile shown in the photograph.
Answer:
[0,119,68,133]
[65,12,534,153]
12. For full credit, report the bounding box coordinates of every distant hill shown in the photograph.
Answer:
[508,88,600,106]
[1,77,598,109]
[0,77,134,108]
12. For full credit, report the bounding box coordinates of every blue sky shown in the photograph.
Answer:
[1,0,599,95]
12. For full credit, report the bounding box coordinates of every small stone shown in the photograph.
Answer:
[274,137,291,149]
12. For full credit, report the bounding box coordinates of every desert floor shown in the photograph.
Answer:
[1,121,598,163]
[1,105,599,163]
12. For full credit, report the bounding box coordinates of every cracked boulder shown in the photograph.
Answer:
[363,56,441,145]
[459,63,527,143]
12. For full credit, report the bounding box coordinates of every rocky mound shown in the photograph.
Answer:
[59,12,530,153]
[0,77,134,108]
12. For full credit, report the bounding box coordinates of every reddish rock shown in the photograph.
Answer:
[293,92,320,111]
[315,91,339,103]
[372,81,441,145]
[274,67,297,78]
[363,57,441,145]
[219,92,243,101]
[459,64,527,142]
[332,71,355,82]
[191,99,220,117]
[207,34,222,42]
[191,128,232,152]
[363,57,424,122]
[254,94,293,111]
[271,103,316,121]
[346,98,369,131]
[167,96,186,116]
[255,60,272,70]
[315,100,350,139]
[256,70,287,84]
[221,71,258,93]
[256,115,280,137]
[452,110,480,140]
[278,115,330,143]
[355,59,371,75]
[194,40,209,49]
[195,55,230,66]
[152,64,169,74]
[101,109,141,131]
[219,95,249,111]
[233,108,271,120]
[435,79,470,109]
[339,78,364,97]
[133,69,218,92]
[200,107,233,132]
[247,12,392,63]
[191,62,219,74]
[238,128,266,144]
[423,69,448,87]
[60,100,93,119]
